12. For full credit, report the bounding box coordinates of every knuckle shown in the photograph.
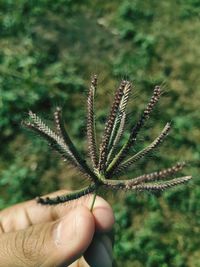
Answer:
[15,225,46,266]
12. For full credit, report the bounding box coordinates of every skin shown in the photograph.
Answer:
[0,190,115,267]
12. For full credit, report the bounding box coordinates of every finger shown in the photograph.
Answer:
[68,257,90,267]
[0,190,71,232]
[0,206,95,267]
[84,234,113,267]
[0,190,115,233]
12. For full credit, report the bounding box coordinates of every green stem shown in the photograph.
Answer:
[90,191,97,212]
[106,142,127,173]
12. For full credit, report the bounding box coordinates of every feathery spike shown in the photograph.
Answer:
[128,162,186,185]
[106,112,126,166]
[23,121,89,178]
[53,107,99,183]
[118,81,132,115]
[113,123,171,176]
[24,114,97,183]
[128,176,192,191]
[87,75,98,169]
[98,80,128,173]
[23,120,76,164]
[106,86,162,175]
[104,174,191,191]
[107,81,132,157]
[27,111,73,157]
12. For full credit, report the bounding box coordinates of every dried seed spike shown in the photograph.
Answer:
[128,162,186,185]
[37,184,96,205]
[28,110,61,144]
[118,81,132,114]
[113,123,171,176]
[53,107,85,164]
[53,107,100,183]
[143,86,161,119]
[107,112,126,166]
[23,120,76,165]
[87,75,98,169]
[28,111,71,155]
[25,112,98,183]
[113,113,127,147]
[54,106,62,134]
[106,85,162,176]
[107,81,132,153]
[103,174,191,191]
[128,176,192,191]
[98,80,128,173]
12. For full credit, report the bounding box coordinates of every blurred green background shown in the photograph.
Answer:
[0,1,199,266]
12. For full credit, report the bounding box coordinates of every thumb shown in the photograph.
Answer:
[0,206,95,267]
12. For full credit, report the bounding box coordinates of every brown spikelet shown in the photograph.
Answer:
[53,107,98,182]
[128,176,192,191]
[107,82,132,160]
[53,107,86,168]
[98,80,128,173]
[25,111,98,183]
[23,120,76,164]
[87,75,98,169]
[28,111,72,157]
[112,123,171,176]
[128,162,186,185]
[106,86,162,176]
[104,174,191,192]
[107,112,127,166]
[119,82,132,113]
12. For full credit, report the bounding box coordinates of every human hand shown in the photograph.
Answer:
[0,190,115,267]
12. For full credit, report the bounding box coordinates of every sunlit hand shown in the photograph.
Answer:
[0,190,115,267]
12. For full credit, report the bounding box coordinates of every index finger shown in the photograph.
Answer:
[0,190,115,233]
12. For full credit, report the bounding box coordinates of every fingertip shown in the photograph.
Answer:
[44,206,95,266]
[73,206,96,251]
[92,197,115,232]
[55,206,95,252]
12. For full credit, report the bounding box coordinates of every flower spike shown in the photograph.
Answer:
[87,75,98,169]
[23,78,191,206]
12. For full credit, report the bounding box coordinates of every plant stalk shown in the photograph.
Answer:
[90,191,97,211]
